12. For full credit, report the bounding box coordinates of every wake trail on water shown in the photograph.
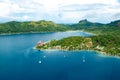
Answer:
[23,47,37,58]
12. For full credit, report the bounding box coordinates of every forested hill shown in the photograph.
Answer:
[0,19,120,34]
[0,20,69,34]
[69,19,120,35]
[109,20,120,27]
[69,19,120,29]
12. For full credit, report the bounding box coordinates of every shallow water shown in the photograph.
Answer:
[0,31,120,80]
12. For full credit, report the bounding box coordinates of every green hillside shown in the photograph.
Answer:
[0,20,69,34]
[0,19,120,35]
[69,19,120,35]
[35,19,120,56]
[36,35,120,56]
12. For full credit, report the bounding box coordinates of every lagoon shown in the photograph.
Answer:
[0,31,120,80]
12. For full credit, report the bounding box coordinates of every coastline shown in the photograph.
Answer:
[0,31,57,36]
[0,30,72,36]
[34,47,120,58]
[0,30,95,36]
[2,30,118,58]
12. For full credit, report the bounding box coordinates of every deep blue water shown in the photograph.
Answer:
[0,31,120,80]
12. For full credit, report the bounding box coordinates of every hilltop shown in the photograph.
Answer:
[69,19,120,35]
[109,20,120,27]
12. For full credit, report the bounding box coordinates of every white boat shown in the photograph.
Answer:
[39,60,42,64]
[82,55,86,62]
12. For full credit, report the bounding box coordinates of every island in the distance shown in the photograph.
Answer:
[35,35,120,57]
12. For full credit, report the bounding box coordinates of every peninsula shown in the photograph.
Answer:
[36,35,120,57]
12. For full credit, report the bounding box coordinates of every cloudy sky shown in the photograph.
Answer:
[0,0,120,23]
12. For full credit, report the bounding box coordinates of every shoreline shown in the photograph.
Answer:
[34,47,120,58]
[0,30,95,36]
[0,31,56,36]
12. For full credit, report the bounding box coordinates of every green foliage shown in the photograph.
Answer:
[0,19,120,35]
[69,19,120,36]
[0,19,120,56]
[36,35,120,56]
[0,20,69,34]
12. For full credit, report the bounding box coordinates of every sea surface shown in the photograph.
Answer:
[0,31,120,80]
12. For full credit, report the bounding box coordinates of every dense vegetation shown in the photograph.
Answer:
[69,19,120,35]
[0,19,120,56]
[35,19,120,56]
[36,35,120,56]
[0,19,120,35]
[0,20,69,34]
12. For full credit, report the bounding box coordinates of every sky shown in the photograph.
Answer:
[0,0,120,23]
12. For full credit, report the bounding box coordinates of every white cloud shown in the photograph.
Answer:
[0,0,120,23]
[0,2,10,17]
[59,0,119,6]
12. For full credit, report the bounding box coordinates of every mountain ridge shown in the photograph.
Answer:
[0,19,120,34]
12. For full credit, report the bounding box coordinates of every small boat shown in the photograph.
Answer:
[43,56,46,58]
[83,59,85,62]
[82,55,86,62]
[39,60,42,64]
